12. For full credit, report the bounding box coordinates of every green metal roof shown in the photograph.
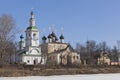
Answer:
[19,40,24,43]
[27,26,38,30]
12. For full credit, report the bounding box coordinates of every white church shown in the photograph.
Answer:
[16,11,46,65]
[15,11,81,65]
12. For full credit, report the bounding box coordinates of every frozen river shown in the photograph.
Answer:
[0,73,120,80]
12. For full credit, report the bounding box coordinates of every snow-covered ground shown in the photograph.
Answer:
[0,73,120,80]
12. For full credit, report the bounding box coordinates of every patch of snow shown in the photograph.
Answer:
[0,73,120,80]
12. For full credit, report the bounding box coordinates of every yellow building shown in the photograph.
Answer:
[97,52,110,65]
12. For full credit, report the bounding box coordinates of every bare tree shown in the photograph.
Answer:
[75,40,111,65]
[117,40,120,52]
[108,46,119,62]
[95,41,110,52]
[86,40,96,54]
[0,14,17,65]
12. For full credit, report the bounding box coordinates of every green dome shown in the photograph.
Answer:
[27,26,38,30]
[19,40,24,43]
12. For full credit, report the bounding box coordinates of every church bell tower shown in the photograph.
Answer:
[25,11,39,47]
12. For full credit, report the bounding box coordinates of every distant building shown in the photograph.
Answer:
[97,51,110,65]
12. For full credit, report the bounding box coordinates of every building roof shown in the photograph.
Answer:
[42,36,47,40]
[48,34,52,38]
[20,35,24,39]
[27,26,37,30]
[48,44,76,55]
[60,35,64,39]
[51,32,56,37]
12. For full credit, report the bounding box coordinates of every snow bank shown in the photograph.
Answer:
[0,73,120,80]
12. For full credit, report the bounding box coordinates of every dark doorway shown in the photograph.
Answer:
[33,59,38,64]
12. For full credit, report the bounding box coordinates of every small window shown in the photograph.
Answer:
[27,60,30,63]
[77,56,79,59]
[60,55,62,59]
[63,56,66,59]
[33,33,36,36]
[49,57,51,60]
[33,33,36,40]
[54,49,57,51]
[73,56,75,59]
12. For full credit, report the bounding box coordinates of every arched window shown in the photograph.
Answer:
[73,56,75,60]
[33,33,36,40]
[27,60,30,63]
[77,56,79,59]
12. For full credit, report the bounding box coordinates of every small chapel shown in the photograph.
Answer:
[16,11,81,65]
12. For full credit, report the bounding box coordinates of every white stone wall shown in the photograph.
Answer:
[22,56,42,65]
[21,46,44,65]
[31,31,39,46]
[25,30,39,47]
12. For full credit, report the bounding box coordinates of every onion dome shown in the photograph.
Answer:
[20,35,24,39]
[59,35,64,39]
[48,34,52,38]
[42,36,47,40]
[51,32,56,37]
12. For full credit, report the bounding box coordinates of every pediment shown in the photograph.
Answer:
[30,49,40,55]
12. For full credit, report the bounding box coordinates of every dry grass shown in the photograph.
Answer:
[0,65,120,77]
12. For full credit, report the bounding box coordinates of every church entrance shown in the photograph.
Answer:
[33,59,38,65]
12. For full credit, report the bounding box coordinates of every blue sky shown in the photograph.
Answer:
[0,0,120,48]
